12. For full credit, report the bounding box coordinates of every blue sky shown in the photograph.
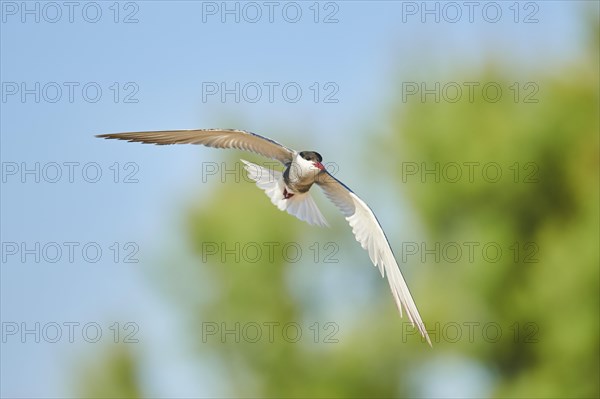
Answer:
[0,1,593,397]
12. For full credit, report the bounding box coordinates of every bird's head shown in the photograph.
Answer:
[298,151,325,171]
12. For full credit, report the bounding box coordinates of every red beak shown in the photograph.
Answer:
[313,162,325,171]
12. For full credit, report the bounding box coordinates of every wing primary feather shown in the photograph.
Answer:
[316,171,431,345]
[96,129,295,165]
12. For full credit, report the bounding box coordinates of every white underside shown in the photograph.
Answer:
[241,159,329,228]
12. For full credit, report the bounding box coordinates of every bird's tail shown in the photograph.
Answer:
[241,159,329,227]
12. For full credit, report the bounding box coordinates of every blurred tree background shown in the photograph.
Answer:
[76,17,599,399]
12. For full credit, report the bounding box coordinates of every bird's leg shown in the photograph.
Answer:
[283,188,294,199]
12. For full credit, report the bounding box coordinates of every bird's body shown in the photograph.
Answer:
[97,128,431,345]
[282,152,323,195]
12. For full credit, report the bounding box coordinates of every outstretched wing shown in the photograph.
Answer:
[316,171,431,345]
[96,129,295,165]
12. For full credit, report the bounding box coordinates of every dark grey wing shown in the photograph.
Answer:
[316,171,431,345]
[96,129,295,165]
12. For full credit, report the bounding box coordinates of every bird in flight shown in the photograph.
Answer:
[97,129,431,345]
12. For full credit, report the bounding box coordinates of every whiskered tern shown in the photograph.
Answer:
[97,129,431,345]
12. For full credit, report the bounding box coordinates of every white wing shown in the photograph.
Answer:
[96,129,295,165]
[317,171,431,345]
[284,192,329,228]
[242,160,328,227]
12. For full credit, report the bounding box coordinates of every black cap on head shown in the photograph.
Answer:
[300,151,323,163]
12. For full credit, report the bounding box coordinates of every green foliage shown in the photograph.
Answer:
[387,63,599,397]
[178,159,426,398]
[75,346,142,399]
